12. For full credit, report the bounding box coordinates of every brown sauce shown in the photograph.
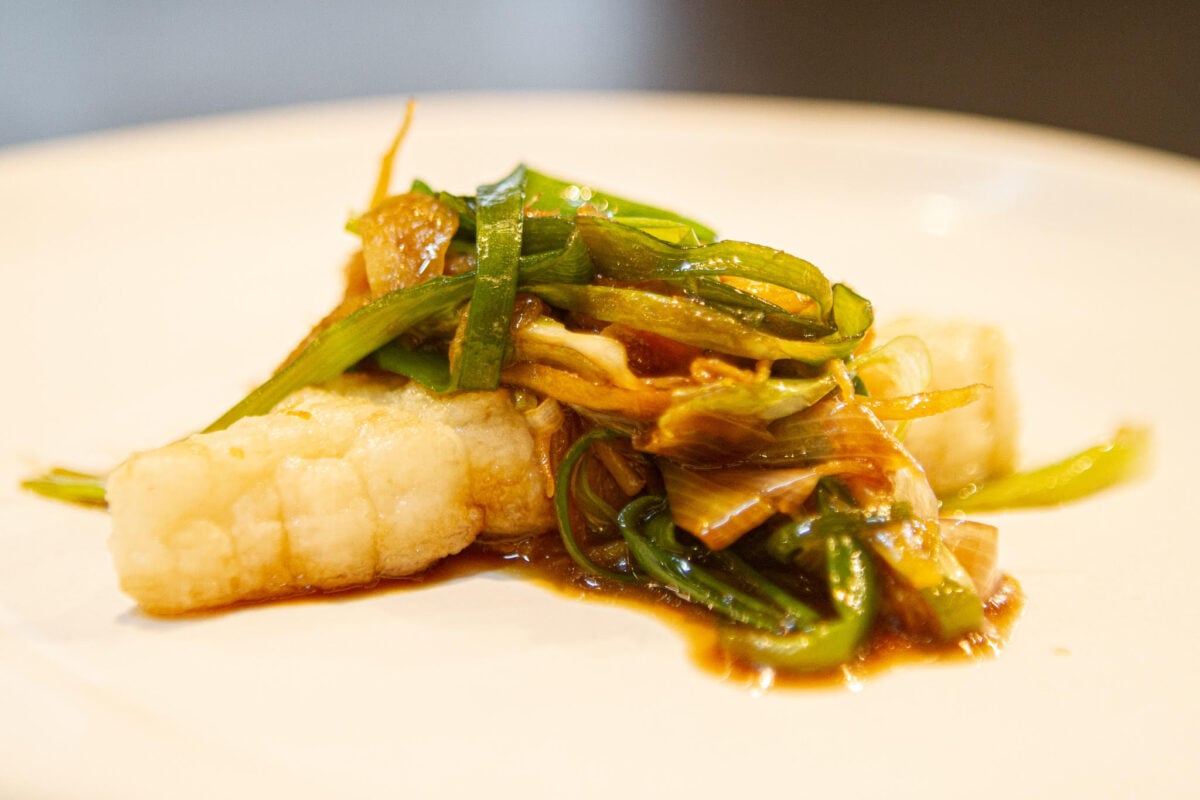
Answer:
[152,528,1022,690]
[344,532,1025,691]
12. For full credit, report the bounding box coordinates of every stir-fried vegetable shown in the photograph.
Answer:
[22,115,1151,679]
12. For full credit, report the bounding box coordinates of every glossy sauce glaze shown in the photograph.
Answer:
[354,530,1024,690]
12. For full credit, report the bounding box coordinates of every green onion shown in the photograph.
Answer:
[863,517,983,639]
[453,166,526,391]
[205,274,475,432]
[408,178,436,195]
[678,276,834,339]
[617,496,791,631]
[516,229,594,285]
[718,530,879,672]
[611,216,702,245]
[576,215,834,314]
[709,548,823,626]
[524,169,716,243]
[919,575,986,639]
[526,283,868,364]
[407,181,477,237]
[205,234,591,431]
[520,216,576,255]
[553,428,637,583]
[374,342,453,391]
[21,468,108,507]
[830,283,873,343]
[640,376,836,462]
[941,425,1152,512]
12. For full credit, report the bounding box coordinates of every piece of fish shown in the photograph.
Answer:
[107,374,554,614]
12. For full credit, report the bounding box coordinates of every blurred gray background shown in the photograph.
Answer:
[3,0,1198,157]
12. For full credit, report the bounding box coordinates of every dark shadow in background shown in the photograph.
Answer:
[659,1,1200,158]
[2,1,1197,158]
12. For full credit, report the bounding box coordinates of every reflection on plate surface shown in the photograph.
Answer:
[1,94,1197,799]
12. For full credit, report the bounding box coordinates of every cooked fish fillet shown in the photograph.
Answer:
[874,318,1018,495]
[107,374,554,614]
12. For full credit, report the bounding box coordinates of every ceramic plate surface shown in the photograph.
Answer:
[2,93,1197,798]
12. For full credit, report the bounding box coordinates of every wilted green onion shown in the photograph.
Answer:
[205,274,475,432]
[576,215,834,314]
[553,428,637,583]
[709,548,823,626]
[516,229,594,286]
[21,468,108,507]
[718,530,879,672]
[941,425,1151,512]
[918,575,986,639]
[679,276,834,339]
[639,376,836,462]
[524,169,716,243]
[612,216,703,246]
[526,282,869,363]
[453,166,527,391]
[617,496,794,631]
[374,342,452,391]
[520,216,576,254]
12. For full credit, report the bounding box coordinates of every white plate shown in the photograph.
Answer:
[2,93,1197,799]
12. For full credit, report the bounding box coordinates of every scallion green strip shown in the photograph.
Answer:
[374,342,452,391]
[524,168,716,243]
[576,215,834,314]
[623,494,821,627]
[679,276,834,338]
[709,549,822,626]
[617,496,787,631]
[516,229,594,285]
[553,429,637,583]
[526,282,868,364]
[718,531,879,671]
[574,453,620,533]
[613,216,702,246]
[940,425,1151,512]
[453,165,526,391]
[521,216,576,255]
[408,178,435,195]
[204,234,591,430]
[205,274,475,432]
[21,468,108,507]
[918,575,985,640]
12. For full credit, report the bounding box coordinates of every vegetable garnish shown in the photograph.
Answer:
[22,112,1150,683]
